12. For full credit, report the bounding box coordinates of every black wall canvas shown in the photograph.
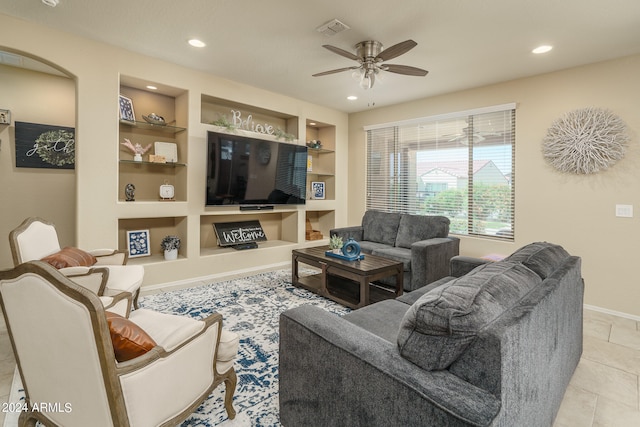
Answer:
[15,121,75,169]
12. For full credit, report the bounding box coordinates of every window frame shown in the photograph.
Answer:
[364,103,516,240]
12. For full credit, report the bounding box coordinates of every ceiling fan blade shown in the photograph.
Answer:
[376,39,417,62]
[322,44,361,61]
[312,66,359,77]
[382,64,429,76]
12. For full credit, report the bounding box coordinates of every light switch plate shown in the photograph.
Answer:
[615,204,633,218]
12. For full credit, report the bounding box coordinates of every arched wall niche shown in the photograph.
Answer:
[0,47,78,269]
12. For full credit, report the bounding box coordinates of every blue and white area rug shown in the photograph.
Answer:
[5,268,350,427]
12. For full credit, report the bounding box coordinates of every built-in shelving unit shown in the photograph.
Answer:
[305,120,336,242]
[114,81,342,284]
[117,77,189,264]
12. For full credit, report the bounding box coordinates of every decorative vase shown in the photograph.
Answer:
[332,248,342,254]
[164,249,178,260]
[134,153,142,162]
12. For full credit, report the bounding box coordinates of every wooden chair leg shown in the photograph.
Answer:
[224,368,237,420]
[132,289,140,309]
[18,411,38,427]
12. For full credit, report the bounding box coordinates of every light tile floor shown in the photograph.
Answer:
[0,303,637,426]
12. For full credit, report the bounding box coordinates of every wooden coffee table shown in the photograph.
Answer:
[292,246,403,309]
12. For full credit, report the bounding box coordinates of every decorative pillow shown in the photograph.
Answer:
[504,242,570,279]
[41,246,97,269]
[397,261,542,371]
[395,215,450,248]
[105,312,157,362]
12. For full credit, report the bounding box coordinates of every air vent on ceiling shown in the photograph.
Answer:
[316,19,350,37]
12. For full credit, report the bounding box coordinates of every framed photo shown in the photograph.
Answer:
[119,95,136,123]
[311,181,325,200]
[126,229,151,258]
[0,109,10,125]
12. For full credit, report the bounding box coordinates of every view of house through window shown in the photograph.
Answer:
[366,104,516,240]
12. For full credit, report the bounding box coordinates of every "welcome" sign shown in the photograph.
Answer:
[213,220,267,247]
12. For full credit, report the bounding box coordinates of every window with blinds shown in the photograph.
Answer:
[365,104,516,240]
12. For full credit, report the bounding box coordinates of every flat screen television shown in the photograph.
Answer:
[206,131,307,206]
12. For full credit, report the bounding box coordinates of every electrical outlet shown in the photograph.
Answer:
[615,204,633,218]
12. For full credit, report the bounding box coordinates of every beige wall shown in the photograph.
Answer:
[349,55,640,317]
[0,64,76,268]
[0,13,349,285]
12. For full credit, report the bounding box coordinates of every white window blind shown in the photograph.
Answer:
[366,105,516,239]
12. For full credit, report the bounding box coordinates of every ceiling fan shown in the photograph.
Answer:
[312,39,428,89]
[447,126,504,143]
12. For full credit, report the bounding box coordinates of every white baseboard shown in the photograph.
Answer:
[140,261,290,294]
[584,304,640,322]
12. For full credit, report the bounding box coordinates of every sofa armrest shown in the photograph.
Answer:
[450,256,492,277]
[329,226,364,242]
[279,305,500,427]
[409,237,460,290]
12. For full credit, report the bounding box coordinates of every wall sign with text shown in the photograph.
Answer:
[213,220,267,247]
[15,121,75,169]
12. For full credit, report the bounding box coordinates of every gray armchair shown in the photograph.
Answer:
[330,210,460,291]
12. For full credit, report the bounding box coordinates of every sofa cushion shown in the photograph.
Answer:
[371,247,411,271]
[396,276,455,305]
[358,240,394,255]
[395,215,450,249]
[344,299,410,343]
[41,246,97,269]
[362,210,401,246]
[504,242,570,279]
[397,261,542,371]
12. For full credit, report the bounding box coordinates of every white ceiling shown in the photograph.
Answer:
[1,0,639,113]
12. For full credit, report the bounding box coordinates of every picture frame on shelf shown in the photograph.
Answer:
[0,109,10,125]
[311,181,325,200]
[119,95,136,123]
[126,229,151,258]
[154,141,178,163]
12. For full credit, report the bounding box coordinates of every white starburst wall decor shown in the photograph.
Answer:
[542,107,630,174]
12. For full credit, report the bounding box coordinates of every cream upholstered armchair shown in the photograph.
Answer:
[0,261,239,427]
[9,217,144,308]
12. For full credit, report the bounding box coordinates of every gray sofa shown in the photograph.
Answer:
[279,242,584,427]
[330,210,460,291]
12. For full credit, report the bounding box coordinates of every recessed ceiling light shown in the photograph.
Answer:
[41,0,59,7]
[532,45,553,54]
[146,85,157,90]
[309,122,317,126]
[188,39,206,48]
[347,95,358,101]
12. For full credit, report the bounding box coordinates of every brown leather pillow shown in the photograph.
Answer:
[105,312,157,362]
[41,246,97,269]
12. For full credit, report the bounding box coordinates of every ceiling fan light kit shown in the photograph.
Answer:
[313,39,428,89]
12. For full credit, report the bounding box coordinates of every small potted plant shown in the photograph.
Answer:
[329,234,343,254]
[160,235,181,260]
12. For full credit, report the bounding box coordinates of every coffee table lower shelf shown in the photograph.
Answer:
[292,247,403,309]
